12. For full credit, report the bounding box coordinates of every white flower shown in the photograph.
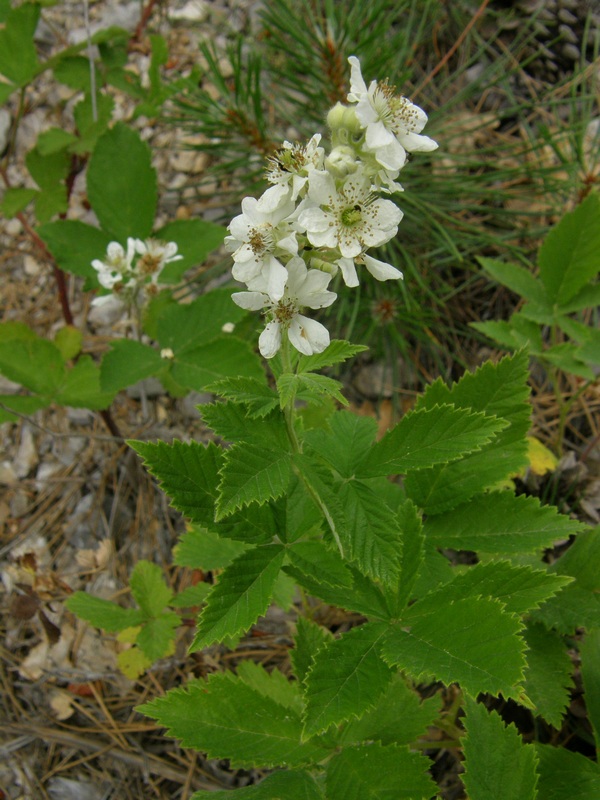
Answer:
[92,238,136,289]
[225,195,299,299]
[232,257,336,358]
[299,169,402,259]
[134,238,182,281]
[347,56,438,171]
[261,134,325,210]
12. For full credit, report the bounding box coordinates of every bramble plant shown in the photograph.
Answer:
[67,57,600,800]
[472,192,600,452]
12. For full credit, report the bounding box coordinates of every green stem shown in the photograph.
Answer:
[277,335,345,558]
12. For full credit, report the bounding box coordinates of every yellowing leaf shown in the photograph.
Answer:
[118,646,152,679]
[117,625,142,644]
[526,436,558,476]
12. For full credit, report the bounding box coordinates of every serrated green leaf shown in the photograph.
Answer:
[289,541,353,589]
[303,622,394,737]
[38,220,112,281]
[174,526,249,570]
[0,3,39,87]
[543,343,595,379]
[87,122,157,240]
[170,582,211,608]
[437,561,572,615]
[72,92,115,154]
[157,290,248,353]
[154,219,226,283]
[236,661,303,714]
[471,316,544,352]
[129,560,173,617]
[216,443,292,519]
[535,745,600,800]
[538,193,600,306]
[190,545,285,650]
[383,595,526,699]
[477,256,548,305]
[272,570,296,611]
[130,439,222,526]
[172,336,265,391]
[296,339,368,373]
[0,335,66,395]
[0,394,49,422]
[190,769,324,800]
[336,478,402,585]
[139,672,332,768]
[284,562,390,620]
[522,622,574,728]
[100,339,164,393]
[357,404,506,477]
[26,147,69,191]
[325,743,436,800]
[54,326,82,362]
[533,529,600,633]
[406,351,531,513]
[580,628,600,751]
[533,586,600,635]
[391,499,425,615]
[36,128,78,155]
[285,473,324,542]
[277,372,348,408]
[207,377,278,417]
[201,403,288,447]
[462,696,538,800]
[65,592,145,632]
[136,612,179,661]
[0,187,38,218]
[557,282,600,313]
[340,674,441,747]
[423,492,585,554]
[303,411,378,478]
[291,617,334,685]
[57,355,115,409]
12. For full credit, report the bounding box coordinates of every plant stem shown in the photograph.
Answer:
[277,336,345,558]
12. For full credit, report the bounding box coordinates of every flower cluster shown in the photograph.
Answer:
[91,237,182,316]
[227,56,437,359]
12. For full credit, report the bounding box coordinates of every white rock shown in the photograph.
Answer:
[23,255,42,276]
[169,0,209,22]
[13,425,37,478]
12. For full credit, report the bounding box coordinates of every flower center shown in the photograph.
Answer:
[274,299,298,323]
[340,205,363,227]
[248,224,274,256]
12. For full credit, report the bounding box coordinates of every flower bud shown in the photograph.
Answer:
[325,145,359,178]
[326,103,364,149]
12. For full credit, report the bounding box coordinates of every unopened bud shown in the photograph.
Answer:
[325,146,358,178]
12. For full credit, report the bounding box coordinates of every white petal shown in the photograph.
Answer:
[107,242,124,261]
[363,255,404,281]
[398,131,438,153]
[263,257,289,302]
[231,291,268,311]
[289,315,330,356]
[298,206,332,234]
[259,321,282,359]
[256,183,291,212]
[337,257,359,287]
[372,138,407,171]
[307,169,336,205]
[232,259,262,284]
[347,56,368,100]
[365,120,395,150]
